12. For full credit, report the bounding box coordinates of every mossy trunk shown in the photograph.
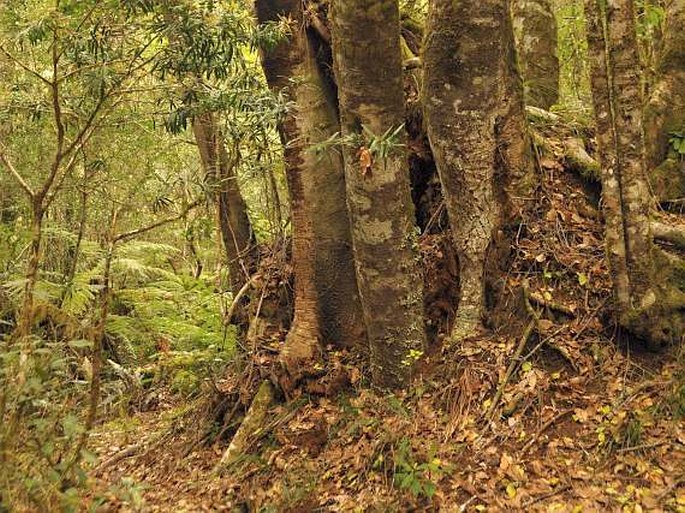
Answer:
[14,203,43,341]
[643,0,685,201]
[512,0,560,109]
[644,0,685,168]
[192,113,256,297]
[331,0,425,389]
[423,0,535,342]
[585,0,684,347]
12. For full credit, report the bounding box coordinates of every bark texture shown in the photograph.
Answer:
[257,0,365,377]
[299,30,366,350]
[643,0,685,200]
[192,112,256,296]
[331,0,425,388]
[585,0,684,347]
[512,0,560,109]
[423,0,535,341]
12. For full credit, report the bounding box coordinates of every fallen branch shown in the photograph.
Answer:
[526,105,561,124]
[93,430,169,475]
[529,292,576,317]
[651,221,685,250]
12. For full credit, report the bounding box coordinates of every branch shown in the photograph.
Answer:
[0,44,53,86]
[41,36,67,202]
[305,10,331,43]
[652,221,685,250]
[224,276,257,325]
[0,151,34,198]
[113,200,202,243]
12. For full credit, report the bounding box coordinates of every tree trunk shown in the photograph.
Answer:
[585,0,684,347]
[301,31,366,350]
[512,0,560,109]
[257,0,320,377]
[14,203,43,341]
[257,0,366,363]
[192,112,256,296]
[643,0,685,200]
[423,0,535,342]
[331,0,425,388]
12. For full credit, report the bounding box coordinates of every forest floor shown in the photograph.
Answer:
[85,160,685,511]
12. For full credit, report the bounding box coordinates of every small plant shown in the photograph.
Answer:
[596,405,643,452]
[308,123,406,163]
[392,438,449,499]
[401,348,424,367]
[668,130,685,158]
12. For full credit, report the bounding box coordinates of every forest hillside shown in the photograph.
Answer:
[0,0,684,511]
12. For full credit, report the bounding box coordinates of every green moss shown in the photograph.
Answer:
[650,158,685,202]
[622,254,685,349]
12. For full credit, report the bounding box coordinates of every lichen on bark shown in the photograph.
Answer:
[331,0,425,388]
[585,0,684,348]
[423,0,535,342]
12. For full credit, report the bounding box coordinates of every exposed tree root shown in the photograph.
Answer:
[562,137,600,181]
[215,380,275,472]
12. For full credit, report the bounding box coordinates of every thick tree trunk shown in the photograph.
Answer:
[585,0,684,347]
[257,0,366,377]
[643,0,685,201]
[331,0,425,388]
[512,0,560,109]
[423,0,535,342]
[192,113,256,296]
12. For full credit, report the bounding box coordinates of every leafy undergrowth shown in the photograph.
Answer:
[87,165,685,512]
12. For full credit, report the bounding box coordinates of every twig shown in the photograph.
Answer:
[529,292,576,317]
[616,440,667,453]
[113,199,202,242]
[486,319,536,421]
[520,409,573,454]
[523,484,572,508]
[0,152,34,198]
[487,284,541,421]
[520,325,568,363]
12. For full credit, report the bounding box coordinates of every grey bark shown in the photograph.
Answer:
[331,0,425,388]
[423,0,536,342]
[512,0,561,109]
[585,0,685,347]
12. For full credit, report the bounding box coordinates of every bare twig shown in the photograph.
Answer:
[114,200,202,243]
[0,44,53,86]
[520,409,573,454]
[487,284,541,421]
[0,152,34,198]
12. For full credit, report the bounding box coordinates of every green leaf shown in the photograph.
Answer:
[577,272,589,286]
[68,339,93,349]
[62,414,83,438]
